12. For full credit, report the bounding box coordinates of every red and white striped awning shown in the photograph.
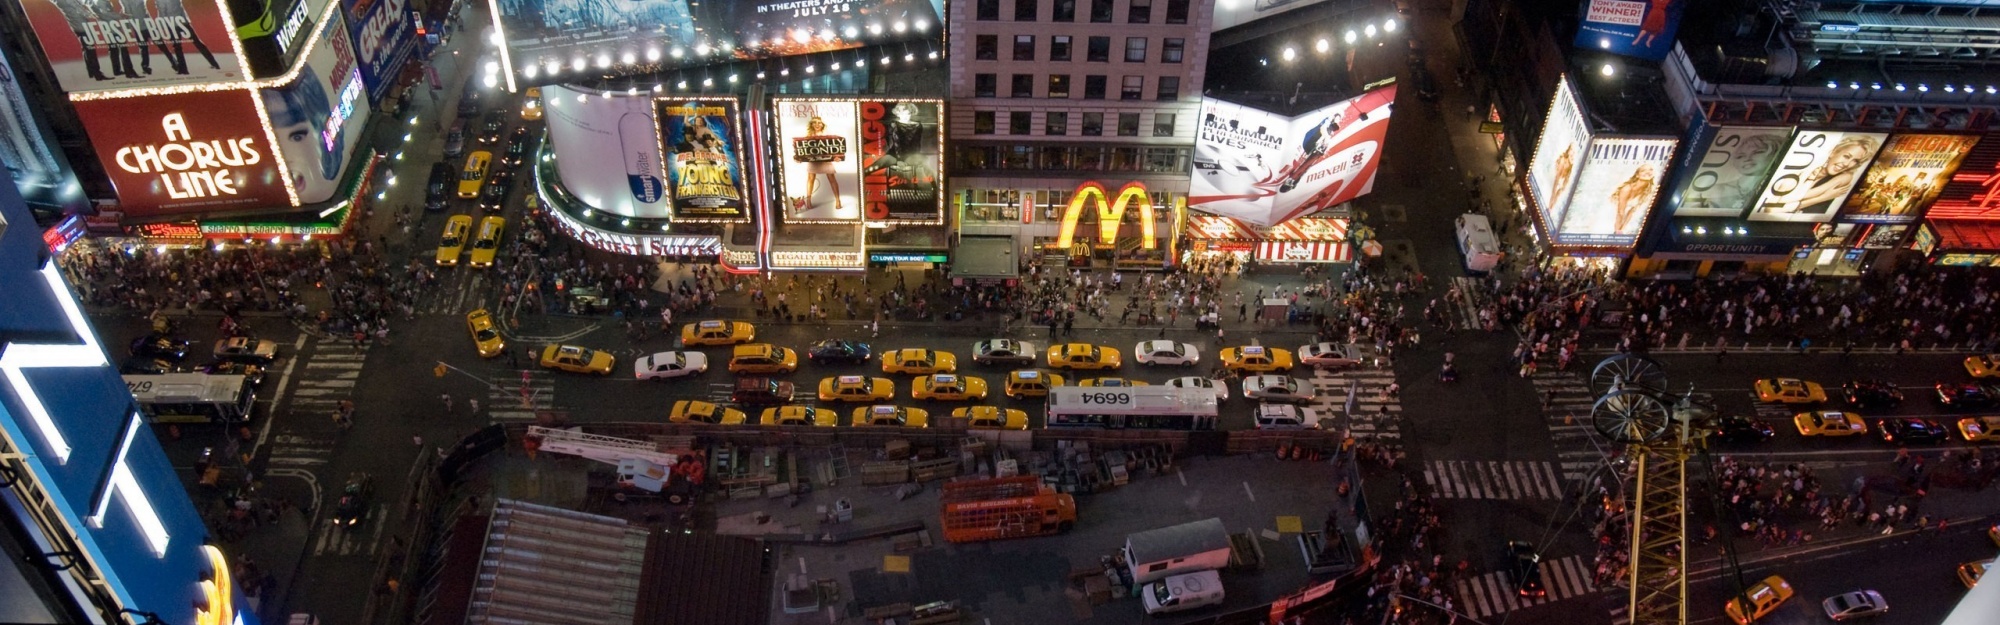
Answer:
[1256,241,1352,263]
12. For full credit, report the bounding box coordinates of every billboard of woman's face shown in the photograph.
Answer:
[264,63,341,204]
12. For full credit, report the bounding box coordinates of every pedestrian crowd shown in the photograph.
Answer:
[61,239,417,342]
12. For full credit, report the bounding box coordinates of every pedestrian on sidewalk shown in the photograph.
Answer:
[469,399,480,415]
[1544,389,1557,410]
[440,393,453,413]
[413,435,423,448]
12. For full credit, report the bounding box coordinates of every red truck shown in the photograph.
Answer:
[939,476,1076,544]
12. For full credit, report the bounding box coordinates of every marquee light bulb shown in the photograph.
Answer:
[905,53,916,61]
[595,54,611,68]
[893,21,908,33]
[1281,47,1296,61]
[571,57,586,72]
[806,64,816,73]
[843,27,858,38]
[1384,18,1398,32]
[1316,39,1330,53]
[730,74,739,83]
[1826,81,1838,89]
[695,43,711,55]
[1918,84,1930,92]
[671,48,685,58]
[915,19,929,31]
[1365,24,1378,38]
[702,77,713,86]
[621,52,636,64]
[484,61,499,74]
[1344,30,1357,44]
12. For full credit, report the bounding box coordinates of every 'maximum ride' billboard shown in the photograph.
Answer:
[1188,85,1397,228]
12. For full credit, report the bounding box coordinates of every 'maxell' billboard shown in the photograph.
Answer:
[775,99,862,222]
[1672,126,1791,218]
[1188,85,1397,228]
[1839,133,1980,224]
[343,0,417,104]
[1527,75,1591,237]
[72,89,290,217]
[657,98,747,220]
[20,0,245,93]
[1749,130,1887,223]
[542,86,670,219]
[1557,137,1677,247]
[858,100,942,223]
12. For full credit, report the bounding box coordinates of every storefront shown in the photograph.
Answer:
[1920,221,2000,267]
[533,145,724,259]
[953,178,1184,271]
[1181,214,1353,265]
[1628,219,1810,279]
[1482,104,1518,178]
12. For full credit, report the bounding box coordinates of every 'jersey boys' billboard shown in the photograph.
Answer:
[21,0,246,93]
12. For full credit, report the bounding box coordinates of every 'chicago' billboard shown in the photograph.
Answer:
[1527,75,1591,239]
[657,98,747,220]
[1574,0,1685,61]
[1188,85,1397,228]
[494,0,943,86]
[1839,133,1980,224]
[343,0,417,104]
[263,12,370,205]
[20,0,246,93]
[858,100,942,223]
[542,85,670,219]
[1672,125,1791,218]
[72,89,290,217]
[1557,137,1677,247]
[1749,130,1886,223]
[774,99,862,222]
[1926,130,2000,221]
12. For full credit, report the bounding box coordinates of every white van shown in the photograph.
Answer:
[1455,213,1503,274]
[1142,569,1225,614]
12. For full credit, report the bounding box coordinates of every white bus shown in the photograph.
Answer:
[123,374,257,424]
[1045,386,1219,430]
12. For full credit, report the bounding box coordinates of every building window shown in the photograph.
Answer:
[1162,38,1184,63]
[1111,146,1141,170]
[1046,112,1069,135]
[1153,113,1176,136]
[1156,76,1179,100]
[1117,113,1141,136]
[1048,74,1071,98]
[1121,75,1144,100]
[1012,74,1035,97]
[1042,146,1073,170]
[1004,145,1033,168]
[1129,0,1152,23]
[1084,75,1107,99]
[1051,36,1072,61]
[1087,36,1110,62]
[1015,0,1038,20]
[1010,111,1033,135]
[975,74,997,97]
[974,111,996,134]
[1125,37,1147,62]
[1090,0,1113,22]
[1054,0,1076,21]
[1082,112,1104,136]
[1146,147,1188,173]
[977,0,999,20]
[975,35,998,60]
[1014,35,1035,61]
[1166,0,1189,23]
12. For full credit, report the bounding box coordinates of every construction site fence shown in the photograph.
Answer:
[502,422,1346,456]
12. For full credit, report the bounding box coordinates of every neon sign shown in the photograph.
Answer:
[114,113,265,200]
[1054,181,1157,249]
[194,545,236,625]
[324,68,364,152]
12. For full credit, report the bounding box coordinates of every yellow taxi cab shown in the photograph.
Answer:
[1220,345,1295,373]
[435,215,472,266]
[760,405,837,427]
[520,86,543,120]
[1966,354,2000,378]
[1724,575,1793,625]
[1004,369,1066,398]
[1080,377,1150,387]
[457,150,492,198]
[817,375,895,402]
[1794,411,1867,437]
[681,319,756,346]
[469,216,504,268]
[1046,343,1122,370]
[954,406,1028,430]
[727,344,799,374]
[465,309,505,357]
[1960,560,1989,588]
[539,344,614,375]
[882,348,958,374]
[1957,416,2000,442]
[668,400,747,425]
[913,374,988,401]
[1755,378,1827,404]
[851,404,929,428]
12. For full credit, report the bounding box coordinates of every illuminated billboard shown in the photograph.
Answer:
[1927,130,2000,221]
[1673,126,1791,218]
[73,89,291,217]
[1212,0,1332,31]
[493,0,942,86]
[1574,0,1686,61]
[1188,85,1397,227]
[1557,137,1676,247]
[19,0,246,93]
[1527,75,1591,237]
[657,98,747,220]
[343,0,417,104]
[858,100,942,223]
[542,86,670,219]
[1840,133,1980,224]
[1749,130,1887,223]
[774,99,862,222]
[264,12,369,205]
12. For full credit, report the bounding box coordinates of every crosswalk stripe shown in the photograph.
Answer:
[1426,461,1566,499]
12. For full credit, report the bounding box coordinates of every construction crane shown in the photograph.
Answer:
[1585,354,1721,625]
